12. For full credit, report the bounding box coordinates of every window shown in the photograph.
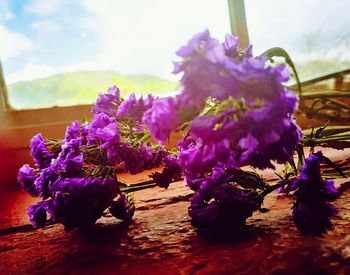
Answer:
[244,0,350,80]
[0,0,231,110]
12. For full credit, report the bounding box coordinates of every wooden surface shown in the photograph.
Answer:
[1,149,350,274]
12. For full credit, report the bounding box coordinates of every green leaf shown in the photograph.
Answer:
[314,121,330,138]
[303,125,350,137]
[261,47,302,95]
[322,155,346,178]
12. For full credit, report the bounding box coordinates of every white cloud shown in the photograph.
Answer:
[76,0,231,79]
[245,0,350,56]
[0,0,14,21]
[31,20,61,35]
[80,31,87,38]
[6,63,56,84]
[0,25,33,60]
[25,0,68,16]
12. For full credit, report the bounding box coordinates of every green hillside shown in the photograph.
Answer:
[7,71,179,109]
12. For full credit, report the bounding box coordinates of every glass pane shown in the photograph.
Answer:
[245,0,350,81]
[1,0,230,109]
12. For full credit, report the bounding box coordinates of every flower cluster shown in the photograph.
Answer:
[18,126,124,230]
[143,30,304,233]
[292,151,338,235]
[19,86,179,231]
[18,31,343,238]
[144,30,303,176]
[144,31,302,171]
[188,166,263,235]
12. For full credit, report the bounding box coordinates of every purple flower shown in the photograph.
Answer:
[44,177,120,231]
[292,152,338,235]
[30,134,54,169]
[88,114,118,143]
[174,31,239,104]
[88,114,120,159]
[150,156,182,189]
[117,93,137,116]
[139,142,154,165]
[52,138,83,177]
[189,185,261,234]
[190,115,219,143]
[178,135,232,177]
[109,193,135,221]
[64,121,80,141]
[108,142,169,175]
[34,167,59,198]
[117,93,154,126]
[223,34,239,57]
[145,31,302,178]
[116,143,144,174]
[93,85,121,116]
[26,173,121,231]
[18,165,38,197]
[64,121,89,144]
[27,201,47,228]
[139,143,167,170]
[142,97,180,144]
[188,166,262,234]
[175,29,211,58]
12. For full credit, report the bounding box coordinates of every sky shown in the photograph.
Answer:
[0,0,349,84]
[0,0,231,83]
[245,0,350,62]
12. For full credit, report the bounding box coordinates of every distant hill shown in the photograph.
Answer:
[7,71,179,109]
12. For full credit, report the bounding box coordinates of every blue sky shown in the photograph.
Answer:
[1,0,349,84]
[0,0,231,83]
[1,0,100,83]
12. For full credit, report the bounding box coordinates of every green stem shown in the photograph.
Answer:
[303,126,350,136]
[119,177,185,193]
[140,132,151,142]
[121,182,158,193]
[302,135,350,147]
[260,178,292,197]
[300,91,350,99]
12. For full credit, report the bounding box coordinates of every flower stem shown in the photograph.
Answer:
[120,177,184,193]
[140,132,151,142]
[260,178,292,197]
[120,180,156,193]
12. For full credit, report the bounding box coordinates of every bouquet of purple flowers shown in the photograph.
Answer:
[18,87,181,231]
[19,30,347,237]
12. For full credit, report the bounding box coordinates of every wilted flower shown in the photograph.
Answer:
[109,193,135,221]
[150,156,182,188]
[27,201,47,228]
